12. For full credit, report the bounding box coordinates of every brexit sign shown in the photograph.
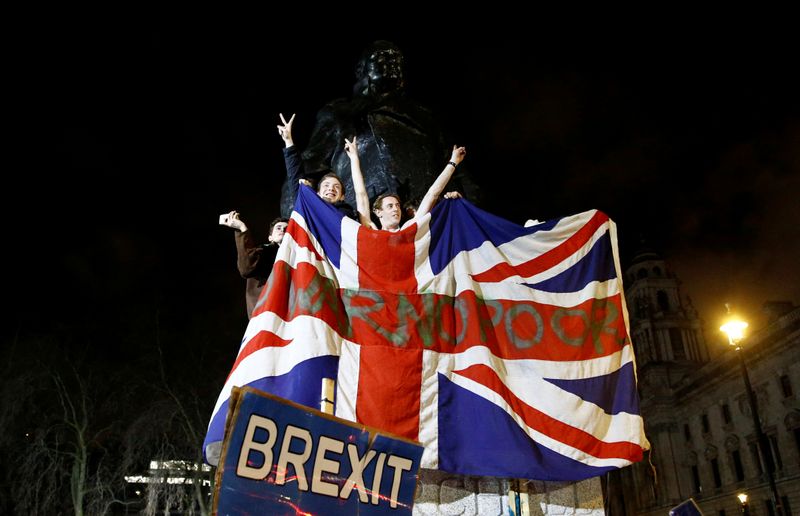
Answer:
[214,387,424,515]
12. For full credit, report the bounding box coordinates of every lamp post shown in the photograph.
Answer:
[737,493,749,516]
[721,310,783,516]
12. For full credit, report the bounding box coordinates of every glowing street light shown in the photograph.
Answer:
[721,307,783,516]
[736,493,749,515]
[721,319,748,345]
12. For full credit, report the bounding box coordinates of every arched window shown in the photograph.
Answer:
[652,266,662,277]
[637,268,648,279]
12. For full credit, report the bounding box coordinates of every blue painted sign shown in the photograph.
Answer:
[214,387,424,515]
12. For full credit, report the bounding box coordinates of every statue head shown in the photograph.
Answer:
[353,40,405,97]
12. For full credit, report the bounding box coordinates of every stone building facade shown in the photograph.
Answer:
[606,248,800,515]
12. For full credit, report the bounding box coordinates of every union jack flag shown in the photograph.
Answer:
[204,185,649,481]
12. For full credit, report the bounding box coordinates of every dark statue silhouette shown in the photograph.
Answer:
[279,40,477,218]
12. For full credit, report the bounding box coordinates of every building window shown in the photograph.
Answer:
[670,328,686,360]
[780,375,793,398]
[765,499,776,516]
[653,266,662,277]
[702,414,710,434]
[710,458,722,487]
[718,510,726,516]
[684,424,692,441]
[637,268,648,279]
[794,428,800,457]
[769,435,783,470]
[722,404,732,424]
[731,450,745,481]
[657,290,669,311]
[691,464,702,493]
[749,442,763,474]
[781,496,791,516]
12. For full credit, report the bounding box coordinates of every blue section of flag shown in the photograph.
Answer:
[543,362,639,416]
[203,355,339,460]
[428,200,560,276]
[245,354,339,408]
[295,186,345,268]
[528,232,617,292]
[436,373,615,481]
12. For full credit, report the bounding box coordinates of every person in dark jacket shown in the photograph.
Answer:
[220,212,288,318]
[277,112,356,220]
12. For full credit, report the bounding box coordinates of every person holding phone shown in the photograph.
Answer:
[220,212,288,319]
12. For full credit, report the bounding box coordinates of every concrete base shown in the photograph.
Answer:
[413,469,605,515]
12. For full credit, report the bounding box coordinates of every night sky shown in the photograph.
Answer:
[9,22,799,363]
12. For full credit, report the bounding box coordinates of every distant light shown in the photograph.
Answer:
[721,318,748,343]
[124,475,210,485]
[737,492,748,505]
[125,459,212,486]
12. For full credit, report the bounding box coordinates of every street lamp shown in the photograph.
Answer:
[721,308,783,516]
[736,493,749,515]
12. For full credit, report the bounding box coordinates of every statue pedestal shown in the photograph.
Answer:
[414,469,605,515]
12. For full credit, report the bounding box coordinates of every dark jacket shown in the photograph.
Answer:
[280,145,357,221]
[235,230,279,318]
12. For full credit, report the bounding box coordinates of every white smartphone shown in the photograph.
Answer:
[219,214,230,225]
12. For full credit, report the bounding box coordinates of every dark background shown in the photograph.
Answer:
[8,21,799,364]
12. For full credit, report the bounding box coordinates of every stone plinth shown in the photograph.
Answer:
[413,469,605,515]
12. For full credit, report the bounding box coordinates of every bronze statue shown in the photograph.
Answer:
[279,40,477,217]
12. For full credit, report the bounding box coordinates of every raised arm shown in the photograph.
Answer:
[277,113,311,216]
[220,210,264,278]
[344,136,376,228]
[279,113,311,188]
[414,145,466,218]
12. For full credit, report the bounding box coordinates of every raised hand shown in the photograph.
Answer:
[220,210,248,232]
[277,113,296,147]
[450,145,466,166]
[344,136,359,162]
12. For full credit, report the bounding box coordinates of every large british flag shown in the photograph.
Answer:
[204,185,649,481]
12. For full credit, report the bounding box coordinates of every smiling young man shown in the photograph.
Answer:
[344,135,466,231]
[315,173,341,202]
[371,193,403,231]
